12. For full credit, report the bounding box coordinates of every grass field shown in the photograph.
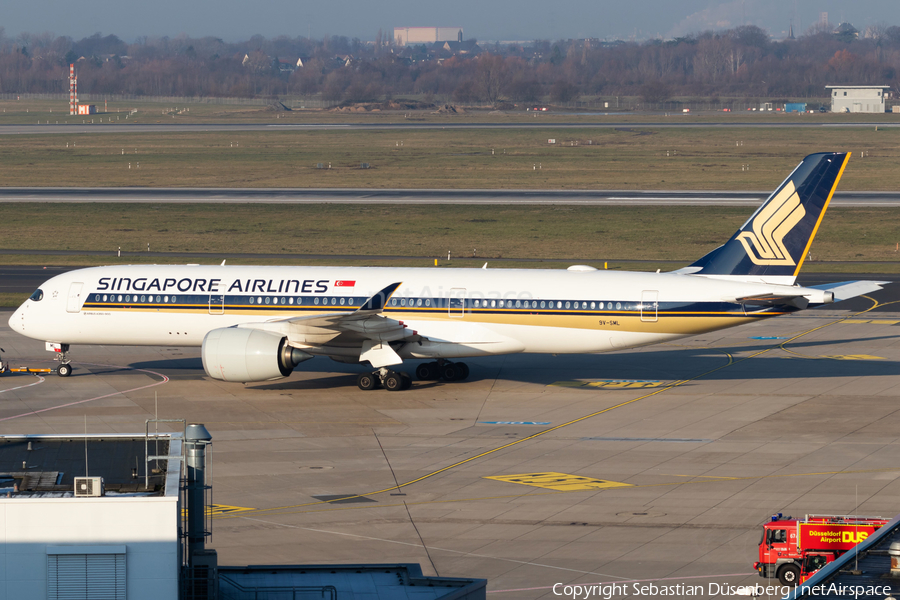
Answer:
[2,126,900,189]
[2,204,897,264]
[3,97,899,125]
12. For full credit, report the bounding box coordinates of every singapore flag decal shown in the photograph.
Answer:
[335,280,356,288]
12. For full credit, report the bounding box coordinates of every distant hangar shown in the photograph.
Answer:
[394,27,463,46]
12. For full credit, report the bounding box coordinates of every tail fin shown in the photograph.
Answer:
[684,152,850,284]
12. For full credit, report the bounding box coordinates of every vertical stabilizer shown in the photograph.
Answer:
[686,152,849,284]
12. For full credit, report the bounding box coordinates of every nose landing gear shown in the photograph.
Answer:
[48,343,73,377]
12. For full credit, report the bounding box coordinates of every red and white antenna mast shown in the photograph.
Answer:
[69,63,78,115]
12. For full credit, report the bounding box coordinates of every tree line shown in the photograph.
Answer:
[1,24,898,104]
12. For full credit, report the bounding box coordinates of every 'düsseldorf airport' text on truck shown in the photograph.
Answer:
[754,514,889,586]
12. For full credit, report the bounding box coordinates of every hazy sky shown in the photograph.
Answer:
[6,0,899,43]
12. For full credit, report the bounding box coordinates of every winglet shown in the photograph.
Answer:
[356,282,402,313]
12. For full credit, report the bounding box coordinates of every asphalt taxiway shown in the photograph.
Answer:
[1,187,899,206]
[1,297,898,598]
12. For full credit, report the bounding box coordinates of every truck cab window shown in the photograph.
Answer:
[768,529,787,544]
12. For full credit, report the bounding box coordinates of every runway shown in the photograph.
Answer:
[1,187,899,206]
[1,300,898,598]
[4,120,900,135]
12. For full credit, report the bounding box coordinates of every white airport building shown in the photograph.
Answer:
[394,27,463,46]
[826,85,890,113]
[0,432,183,599]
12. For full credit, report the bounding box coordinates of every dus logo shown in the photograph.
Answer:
[842,531,869,543]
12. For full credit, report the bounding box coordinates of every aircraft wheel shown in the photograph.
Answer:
[357,372,377,391]
[400,372,412,390]
[415,363,432,380]
[777,564,800,587]
[383,371,404,391]
[440,362,460,381]
[57,363,72,377]
[456,362,470,380]
[426,362,440,379]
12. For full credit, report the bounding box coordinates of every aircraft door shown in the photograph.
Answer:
[448,288,466,318]
[209,295,224,315]
[66,283,84,313]
[640,290,658,322]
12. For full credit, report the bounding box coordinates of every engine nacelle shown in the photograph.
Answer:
[202,327,312,382]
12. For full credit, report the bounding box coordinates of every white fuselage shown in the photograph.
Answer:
[9,264,830,360]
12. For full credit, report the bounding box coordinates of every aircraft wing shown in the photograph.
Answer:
[807,280,889,302]
[236,282,418,367]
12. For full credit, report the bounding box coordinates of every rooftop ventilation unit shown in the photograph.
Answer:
[74,476,103,497]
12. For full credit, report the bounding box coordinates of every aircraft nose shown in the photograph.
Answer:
[8,303,25,333]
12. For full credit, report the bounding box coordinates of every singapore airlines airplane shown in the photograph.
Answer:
[8,152,886,390]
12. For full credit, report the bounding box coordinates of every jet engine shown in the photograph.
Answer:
[202,328,312,382]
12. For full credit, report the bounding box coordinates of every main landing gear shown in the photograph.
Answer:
[356,360,470,391]
[357,368,412,391]
[415,360,469,382]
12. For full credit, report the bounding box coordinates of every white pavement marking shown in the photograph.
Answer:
[0,362,168,422]
[0,374,45,394]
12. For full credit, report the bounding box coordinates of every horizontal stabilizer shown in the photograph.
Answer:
[808,280,888,302]
[733,293,809,309]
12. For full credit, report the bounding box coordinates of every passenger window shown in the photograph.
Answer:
[265,297,271,304]
[163,296,168,303]
[391,299,397,306]
[499,300,504,308]
[289,298,294,305]
[125,295,131,303]
[557,301,562,308]
[314,297,319,305]
[616,302,621,310]
[599,302,604,309]
[515,300,521,308]
[171,296,177,303]
[297,297,303,304]
[401,299,407,306]
[491,300,496,308]
[582,302,588,309]
[474,300,480,308]
[540,301,545,308]
[249,297,255,304]
[565,301,570,309]
[417,299,422,307]
[425,299,430,307]
[29,289,44,302]
[590,302,595,309]
[103,295,108,302]
[281,297,286,305]
[340,298,345,306]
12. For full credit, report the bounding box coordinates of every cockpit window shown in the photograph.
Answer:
[29,289,43,302]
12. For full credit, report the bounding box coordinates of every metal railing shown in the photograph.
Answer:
[219,574,337,600]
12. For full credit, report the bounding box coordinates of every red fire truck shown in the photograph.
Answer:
[754,513,890,586]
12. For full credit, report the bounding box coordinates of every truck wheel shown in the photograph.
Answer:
[777,564,800,586]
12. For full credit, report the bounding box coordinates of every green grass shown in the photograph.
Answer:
[1,204,897,263]
[1,126,900,189]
